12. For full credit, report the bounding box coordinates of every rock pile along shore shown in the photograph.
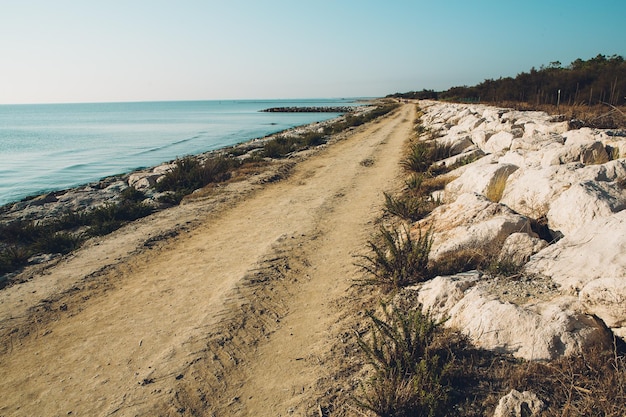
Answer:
[0,112,355,226]
[402,100,626,361]
[260,106,355,113]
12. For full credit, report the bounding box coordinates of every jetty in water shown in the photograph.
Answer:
[260,106,355,113]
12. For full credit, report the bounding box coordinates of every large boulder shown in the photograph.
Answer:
[483,131,515,154]
[128,172,162,190]
[499,164,582,218]
[525,210,626,293]
[580,277,626,338]
[546,180,626,236]
[498,233,548,265]
[415,193,531,261]
[412,274,610,360]
[445,163,519,202]
[436,134,475,156]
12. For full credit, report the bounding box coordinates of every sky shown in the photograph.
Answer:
[1,0,625,104]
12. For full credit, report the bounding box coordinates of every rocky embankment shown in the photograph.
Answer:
[404,101,626,361]
[0,115,351,226]
[260,106,355,113]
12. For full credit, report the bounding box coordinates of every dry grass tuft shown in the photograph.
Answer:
[485,171,509,203]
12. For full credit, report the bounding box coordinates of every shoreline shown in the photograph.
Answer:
[0,108,365,218]
[0,99,368,208]
[0,102,389,283]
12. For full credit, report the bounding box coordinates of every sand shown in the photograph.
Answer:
[0,103,414,416]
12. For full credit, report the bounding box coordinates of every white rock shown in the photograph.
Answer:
[591,159,626,181]
[546,180,626,236]
[483,131,515,154]
[445,163,519,201]
[525,210,626,293]
[434,148,484,171]
[471,129,492,149]
[548,140,608,166]
[413,272,481,322]
[580,277,626,330]
[417,193,531,260]
[512,131,564,153]
[152,163,175,174]
[498,233,548,265]
[445,289,608,360]
[493,389,544,417]
[414,275,609,360]
[436,134,475,156]
[128,172,162,190]
[500,165,581,218]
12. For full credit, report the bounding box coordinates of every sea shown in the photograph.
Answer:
[0,99,362,206]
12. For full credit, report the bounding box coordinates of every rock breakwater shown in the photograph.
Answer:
[403,100,626,360]
[260,106,356,113]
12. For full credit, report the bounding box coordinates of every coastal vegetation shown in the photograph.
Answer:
[355,304,454,417]
[0,189,154,280]
[390,54,626,128]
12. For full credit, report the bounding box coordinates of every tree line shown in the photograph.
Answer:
[390,54,625,106]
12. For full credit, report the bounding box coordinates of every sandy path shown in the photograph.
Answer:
[0,103,413,416]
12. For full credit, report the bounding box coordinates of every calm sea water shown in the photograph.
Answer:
[0,99,359,206]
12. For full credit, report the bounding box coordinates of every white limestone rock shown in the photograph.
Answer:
[525,210,626,293]
[447,289,608,360]
[580,277,626,332]
[500,165,581,218]
[416,193,531,261]
[445,163,519,201]
[413,275,609,360]
[128,172,162,190]
[434,148,484,171]
[412,272,482,322]
[546,180,626,236]
[498,233,548,265]
[436,134,475,156]
[483,131,515,154]
[493,389,545,417]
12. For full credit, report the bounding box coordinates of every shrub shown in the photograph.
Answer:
[155,156,235,195]
[120,186,146,203]
[87,201,154,236]
[55,210,90,230]
[401,141,454,175]
[356,304,452,417]
[34,232,84,255]
[429,143,454,162]
[402,142,433,173]
[0,245,31,274]
[356,226,433,292]
[384,192,441,222]
[428,248,487,277]
[262,137,295,158]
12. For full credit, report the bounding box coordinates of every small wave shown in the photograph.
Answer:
[134,135,200,156]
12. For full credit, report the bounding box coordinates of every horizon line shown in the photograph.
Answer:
[0,96,381,106]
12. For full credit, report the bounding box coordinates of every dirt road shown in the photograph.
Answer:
[0,104,414,416]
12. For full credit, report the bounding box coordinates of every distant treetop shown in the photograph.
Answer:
[389,54,626,106]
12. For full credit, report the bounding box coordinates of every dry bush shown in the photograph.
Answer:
[503,101,626,129]
[356,226,433,293]
[384,192,441,222]
[355,304,456,417]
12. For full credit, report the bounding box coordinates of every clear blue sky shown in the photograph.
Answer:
[1,0,625,104]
